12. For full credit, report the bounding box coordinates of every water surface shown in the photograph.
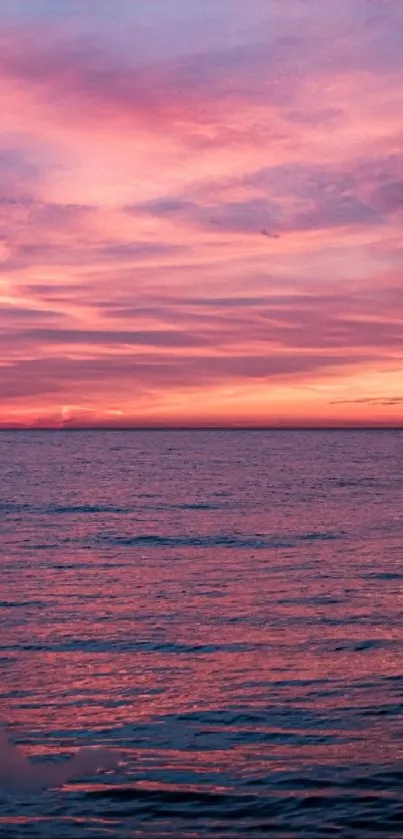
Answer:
[0,430,402,837]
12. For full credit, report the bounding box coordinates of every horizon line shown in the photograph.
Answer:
[0,425,403,432]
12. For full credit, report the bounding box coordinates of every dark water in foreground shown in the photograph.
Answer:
[0,429,402,838]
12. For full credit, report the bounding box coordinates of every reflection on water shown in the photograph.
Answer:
[0,430,402,837]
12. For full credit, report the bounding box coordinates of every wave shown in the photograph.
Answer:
[0,729,120,794]
[94,530,344,550]
[84,783,403,828]
[0,639,267,654]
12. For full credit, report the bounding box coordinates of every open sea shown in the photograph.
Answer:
[0,429,402,838]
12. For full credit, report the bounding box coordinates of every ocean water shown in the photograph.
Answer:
[0,429,402,838]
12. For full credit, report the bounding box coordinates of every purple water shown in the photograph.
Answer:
[0,429,402,837]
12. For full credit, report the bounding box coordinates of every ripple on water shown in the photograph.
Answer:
[0,429,403,837]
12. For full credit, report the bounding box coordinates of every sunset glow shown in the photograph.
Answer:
[1,0,402,427]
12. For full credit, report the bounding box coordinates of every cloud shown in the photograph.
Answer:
[5,327,211,350]
[0,305,63,322]
[128,152,403,238]
[0,0,401,151]
[93,283,403,346]
[0,344,386,406]
[131,197,280,235]
[5,241,182,269]
[0,3,402,424]
[372,180,403,212]
[331,395,403,406]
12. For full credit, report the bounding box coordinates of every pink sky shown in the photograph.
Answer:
[0,0,402,427]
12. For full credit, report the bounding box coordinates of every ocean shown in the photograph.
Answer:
[0,429,402,837]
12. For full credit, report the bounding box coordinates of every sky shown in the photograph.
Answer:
[0,0,402,428]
